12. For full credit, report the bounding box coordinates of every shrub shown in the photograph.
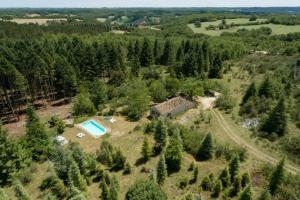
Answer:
[179,176,189,189]
[73,93,96,116]
[125,180,167,200]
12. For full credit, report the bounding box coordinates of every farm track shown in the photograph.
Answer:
[211,109,300,175]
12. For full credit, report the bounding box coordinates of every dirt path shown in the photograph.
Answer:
[211,109,300,175]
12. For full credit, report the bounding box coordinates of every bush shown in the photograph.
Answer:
[216,93,236,112]
[125,180,167,200]
[73,93,96,116]
[179,176,189,189]
[123,162,132,175]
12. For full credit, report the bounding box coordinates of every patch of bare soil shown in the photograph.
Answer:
[3,103,71,137]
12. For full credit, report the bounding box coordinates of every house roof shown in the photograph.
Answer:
[151,96,194,115]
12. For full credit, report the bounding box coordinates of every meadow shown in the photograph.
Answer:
[188,18,300,36]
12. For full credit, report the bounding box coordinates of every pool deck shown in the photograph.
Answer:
[75,118,111,138]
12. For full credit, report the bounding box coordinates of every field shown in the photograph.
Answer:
[188,18,300,36]
[96,18,107,22]
[4,18,67,25]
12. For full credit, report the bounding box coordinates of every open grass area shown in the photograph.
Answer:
[4,18,67,25]
[188,18,300,36]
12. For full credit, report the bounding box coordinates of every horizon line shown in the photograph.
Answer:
[0,6,300,9]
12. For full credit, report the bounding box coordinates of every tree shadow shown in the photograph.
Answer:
[135,157,147,167]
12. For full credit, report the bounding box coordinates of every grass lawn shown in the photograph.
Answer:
[188,18,300,36]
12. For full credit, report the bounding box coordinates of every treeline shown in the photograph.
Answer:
[0,34,245,122]
[0,21,112,38]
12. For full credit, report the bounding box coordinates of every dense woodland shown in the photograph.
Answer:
[0,8,300,200]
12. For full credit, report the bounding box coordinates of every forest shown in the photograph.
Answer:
[0,7,300,200]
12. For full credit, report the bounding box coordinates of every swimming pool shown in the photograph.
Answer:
[81,120,106,138]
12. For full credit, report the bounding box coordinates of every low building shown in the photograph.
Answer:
[150,96,197,118]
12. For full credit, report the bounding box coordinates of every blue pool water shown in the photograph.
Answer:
[81,120,106,138]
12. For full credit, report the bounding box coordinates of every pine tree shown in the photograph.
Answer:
[211,180,223,198]
[201,176,212,191]
[191,167,199,183]
[140,38,153,67]
[70,143,88,176]
[0,188,9,200]
[239,184,253,200]
[154,119,168,153]
[14,180,32,200]
[230,174,242,197]
[165,131,183,172]
[109,175,119,200]
[25,106,50,161]
[219,166,230,188]
[43,193,57,200]
[153,39,161,65]
[176,46,184,62]
[0,125,28,185]
[197,133,214,161]
[241,172,251,188]
[161,40,174,66]
[258,76,275,98]
[269,158,285,195]
[141,137,152,161]
[258,189,271,200]
[113,148,126,170]
[68,160,87,192]
[242,82,257,105]
[101,181,109,200]
[67,184,86,200]
[156,153,167,185]
[260,98,287,136]
[229,155,240,183]
[208,53,222,78]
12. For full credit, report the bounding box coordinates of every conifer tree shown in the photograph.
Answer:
[156,153,167,185]
[239,184,253,200]
[176,46,184,62]
[229,155,240,183]
[211,180,223,198]
[113,148,126,170]
[43,193,57,200]
[219,166,230,188]
[68,160,87,192]
[141,137,152,161]
[140,38,153,67]
[14,180,32,200]
[101,181,109,200]
[197,133,214,161]
[154,119,168,153]
[191,167,199,183]
[241,172,251,188]
[208,53,222,78]
[258,76,275,98]
[268,158,285,195]
[260,98,287,136]
[153,39,162,65]
[258,189,271,200]
[0,125,28,185]
[67,184,86,200]
[165,131,183,172]
[109,175,119,200]
[242,82,257,105]
[25,106,50,161]
[230,174,242,197]
[161,40,174,66]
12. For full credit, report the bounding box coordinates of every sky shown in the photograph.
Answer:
[0,0,299,8]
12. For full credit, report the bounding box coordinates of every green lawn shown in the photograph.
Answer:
[188,18,300,36]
